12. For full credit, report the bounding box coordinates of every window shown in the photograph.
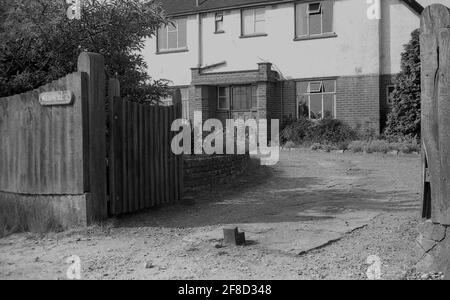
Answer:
[386,85,395,105]
[157,18,187,52]
[215,12,224,33]
[217,85,257,111]
[296,79,336,119]
[242,8,266,36]
[218,87,230,110]
[181,88,189,119]
[232,85,257,111]
[296,1,334,38]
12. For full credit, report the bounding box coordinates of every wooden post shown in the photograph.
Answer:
[172,88,183,202]
[421,4,450,225]
[77,52,108,222]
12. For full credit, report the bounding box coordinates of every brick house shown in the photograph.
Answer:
[143,0,447,132]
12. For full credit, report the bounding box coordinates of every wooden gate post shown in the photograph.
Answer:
[421,4,450,225]
[77,52,108,222]
[418,4,450,276]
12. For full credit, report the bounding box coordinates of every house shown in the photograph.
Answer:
[143,0,449,132]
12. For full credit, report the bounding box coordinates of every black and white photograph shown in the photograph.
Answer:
[0,0,449,283]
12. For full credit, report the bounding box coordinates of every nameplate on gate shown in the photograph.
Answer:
[39,91,74,106]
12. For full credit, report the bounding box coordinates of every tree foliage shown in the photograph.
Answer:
[0,0,170,102]
[384,29,421,139]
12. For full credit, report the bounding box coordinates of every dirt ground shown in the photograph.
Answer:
[0,150,428,280]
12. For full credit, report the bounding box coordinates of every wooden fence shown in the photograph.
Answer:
[421,4,450,226]
[109,97,183,215]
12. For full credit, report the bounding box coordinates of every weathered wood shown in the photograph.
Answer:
[77,52,107,222]
[108,98,183,215]
[421,4,450,225]
[0,72,87,195]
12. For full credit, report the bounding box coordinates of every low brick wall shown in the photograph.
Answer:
[183,155,250,192]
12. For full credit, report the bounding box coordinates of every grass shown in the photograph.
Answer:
[0,199,63,238]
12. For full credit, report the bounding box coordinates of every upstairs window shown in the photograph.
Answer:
[242,7,266,36]
[215,12,224,33]
[157,18,187,52]
[296,1,334,38]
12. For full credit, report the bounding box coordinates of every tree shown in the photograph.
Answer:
[0,0,170,102]
[384,29,421,139]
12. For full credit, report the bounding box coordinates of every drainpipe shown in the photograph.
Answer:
[198,13,203,68]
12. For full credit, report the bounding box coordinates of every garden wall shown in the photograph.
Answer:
[183,155,250,192]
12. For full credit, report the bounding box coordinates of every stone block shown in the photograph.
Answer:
[223,227,246,246]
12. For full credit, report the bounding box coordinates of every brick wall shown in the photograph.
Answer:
[281,75,385,133]
[336,74,380,133]
[183,154,250,192]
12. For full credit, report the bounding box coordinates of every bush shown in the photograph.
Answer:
[280,117,357,148]
[384,29,421,139]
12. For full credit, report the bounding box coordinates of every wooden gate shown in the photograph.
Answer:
[108,97,183,216]
[421,4,450,225]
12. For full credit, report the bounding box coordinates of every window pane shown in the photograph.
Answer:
[255,8,265,21]
[323,80,335,93]
[322,0,333,33]
[158,27,167,50]
[168,30,178,49]
[254,20,265,34]
[308,3,322,14]
[309,81,322,93]
[218,87,227,97]
[242,9,254,35]
[216,20,223,32]
[296,81,309,94]
[310,95,322,119]
[323,94,335,118]
[297,95,309,118]
[296,3,308,36]
[309,13,322,35]
[252,85,257,109]
[177,18,187,47]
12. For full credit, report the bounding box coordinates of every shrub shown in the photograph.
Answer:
[384,29,421,139]
[280,117,357,148]
[280,117,314,145]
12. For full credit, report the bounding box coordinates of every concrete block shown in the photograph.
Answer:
[223,227,246,246]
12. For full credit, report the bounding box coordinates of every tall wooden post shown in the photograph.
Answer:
[418,4,450,276]
[77,52,108,222]
[421,4,450,225]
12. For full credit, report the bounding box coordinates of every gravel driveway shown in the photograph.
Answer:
[0,150,423,279]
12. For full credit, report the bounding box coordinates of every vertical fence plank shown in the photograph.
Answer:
[110,97,124,215]
[150,106,156,207]
[126,100,134,213]
[138,103,145,210]
[144,105,150,208]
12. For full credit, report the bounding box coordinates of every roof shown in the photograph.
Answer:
[159,0,424,16]
[159,0,292,16]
